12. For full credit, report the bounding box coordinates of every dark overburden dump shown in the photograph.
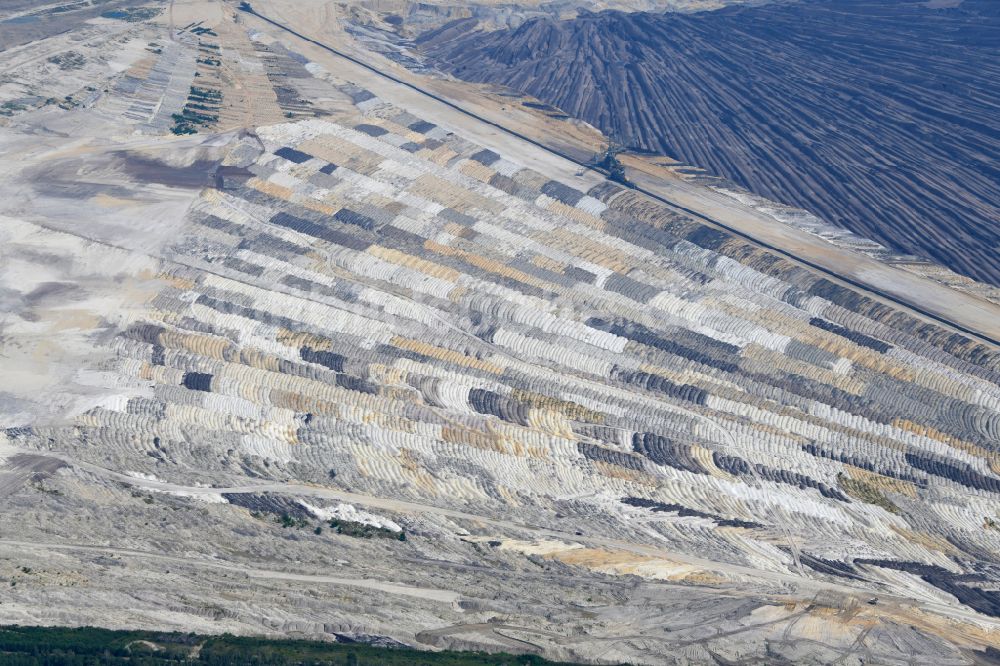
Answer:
[421,0,1000,285]
[854,560,1000,618]
[622,496,761,529]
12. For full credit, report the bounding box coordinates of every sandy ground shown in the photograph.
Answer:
[2,441,996,634]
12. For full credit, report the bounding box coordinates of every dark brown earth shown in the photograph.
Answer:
[419,0,1000,286]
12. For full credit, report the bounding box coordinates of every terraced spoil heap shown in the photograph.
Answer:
[1,2,1000,664]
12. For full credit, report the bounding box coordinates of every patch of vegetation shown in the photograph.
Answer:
[171,84,223,134]
[170,110,216,135]
[0,101,27,117]
[30,481,62,496]
[278,513,311,529]
[0,625,591,665]
[170,119,198,135]
[101,7,163,23]
[188,86,222,102]
[57,94,79,110]
[328,518,405,541]
[47,51,86,70]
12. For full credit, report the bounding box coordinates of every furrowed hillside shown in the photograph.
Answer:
[421,0,1000,285]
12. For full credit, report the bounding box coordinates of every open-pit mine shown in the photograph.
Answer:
[0,1,999,664]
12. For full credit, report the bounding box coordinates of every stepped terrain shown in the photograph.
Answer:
[420,0,1000,286]
[0,1,999,664]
